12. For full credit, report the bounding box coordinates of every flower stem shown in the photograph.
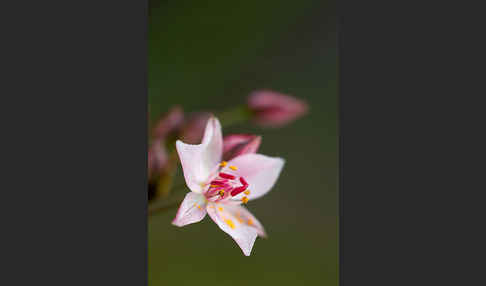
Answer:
[148,198,183,217]
[216,105,253,128]
[148,185,188,217]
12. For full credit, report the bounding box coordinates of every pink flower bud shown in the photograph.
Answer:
[247,90,308,127]
[179,112,212,144]
[148,139,168,179]
[222,134,261,161]
[152,106,184,140]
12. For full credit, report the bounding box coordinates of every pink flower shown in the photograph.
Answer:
[247,90,308,127]
[173,117,285,256]
[222,134,261,161]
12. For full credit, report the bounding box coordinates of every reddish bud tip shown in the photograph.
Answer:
[179,112,212,144]
[247,90,308,128]
[222,134,261,161]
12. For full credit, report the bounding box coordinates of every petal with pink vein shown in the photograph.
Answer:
[172,192,207,227]
[206,202,258,256]
[223,153,285,201]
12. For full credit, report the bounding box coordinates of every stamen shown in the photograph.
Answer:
[229,165,238,170]
[218,207,224,212]
[231,186,247,196]
[219,161,228,167]
[247,218,254,226]
[244,190,250,195]
[219,172,236,180]
[210,180,225,185]
[241,196,249,204]
[239,177,248,186]
[219,190,225,196]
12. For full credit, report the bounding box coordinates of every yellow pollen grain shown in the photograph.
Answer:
[241,196,249,204]
[219,161,228,167]
[218,207,224,212]
[229,165,238,170]
[236,217,244,223]
[243,190,250,195]
[224,218,235,229]
[210,185,220,188]
[219,190,225,196]
[197,205,202,210]
[247,218,254,226]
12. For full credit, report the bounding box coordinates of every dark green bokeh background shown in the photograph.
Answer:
[149,1,337,285]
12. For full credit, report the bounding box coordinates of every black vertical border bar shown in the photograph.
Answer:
[340,0,486,285]
[0,0,148,284]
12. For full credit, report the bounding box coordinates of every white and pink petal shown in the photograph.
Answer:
[172,192,207,227]
[223,153,285,201]
[228,204,266,237]
[206,203,258,256]
[176,116,223,193]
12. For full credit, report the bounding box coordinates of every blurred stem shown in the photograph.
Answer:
[148,201,181,217]
[216,105,252,127]
[148,183,189,217]
[148,193,185,217]
[149,142,178,200]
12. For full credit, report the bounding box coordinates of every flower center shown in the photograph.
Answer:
[204,161,251,204]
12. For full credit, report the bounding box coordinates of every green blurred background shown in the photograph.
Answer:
[148,1,337,285]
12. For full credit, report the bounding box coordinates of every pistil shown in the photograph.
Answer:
[205,163,251,203]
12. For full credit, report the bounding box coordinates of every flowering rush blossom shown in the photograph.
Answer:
[173,116,285,256]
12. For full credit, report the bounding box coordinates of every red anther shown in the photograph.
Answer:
[219,172,236,180]
[210,180,226,186]
[231,186,247,197]
[239,177,248,187]
[206,189,219,197]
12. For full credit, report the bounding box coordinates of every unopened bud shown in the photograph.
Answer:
[247,90,308,127]
[222,134,261,161]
